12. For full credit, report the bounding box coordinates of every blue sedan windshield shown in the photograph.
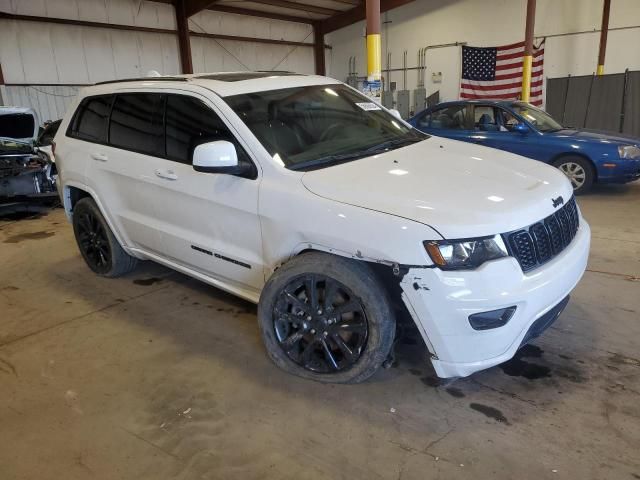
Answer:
[511,103,563,132]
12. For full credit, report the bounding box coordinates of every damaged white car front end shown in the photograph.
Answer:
[296,136,590,378]
[0,107,58,210]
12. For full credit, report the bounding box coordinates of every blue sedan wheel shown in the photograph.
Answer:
[554,156,595,195]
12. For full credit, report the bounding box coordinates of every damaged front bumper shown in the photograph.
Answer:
[399,220,590,378]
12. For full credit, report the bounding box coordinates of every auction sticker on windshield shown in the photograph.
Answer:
[355,102,381,111]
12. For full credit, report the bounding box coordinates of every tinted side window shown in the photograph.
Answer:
[429,105,468,130]
[166,95,245,164]
[109,93,164,157]
[70,96,113,143]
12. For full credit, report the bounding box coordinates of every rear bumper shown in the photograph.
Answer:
[400,220,590,378]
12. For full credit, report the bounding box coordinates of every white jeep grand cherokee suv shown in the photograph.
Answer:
[53,72,590,383]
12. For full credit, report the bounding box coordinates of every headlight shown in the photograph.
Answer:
[424,235,509,270]
[618,145,640,159]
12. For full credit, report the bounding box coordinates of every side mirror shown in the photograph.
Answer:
[193,140,248,175]
[513,123,529,134]
[389,108,402,119]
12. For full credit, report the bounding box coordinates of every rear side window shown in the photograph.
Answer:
[474,106,498,131]
[432,105,468,130]
[69,96,113,142]
[166,95,238,164]
[109,93,165,157]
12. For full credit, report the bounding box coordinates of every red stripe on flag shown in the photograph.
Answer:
[460,79,543,91]
[496,48,544,62]
[495,71,528,81]
[496,58,544,71]
[461,90,543,100]
[497,40,525,50]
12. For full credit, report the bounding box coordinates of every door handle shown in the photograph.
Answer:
[155,169,178,181]
[90,152,108,162]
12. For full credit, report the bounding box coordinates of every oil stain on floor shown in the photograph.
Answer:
[3,231,55,243]
[499,344,551,380]
[133,277,164,286]
[469,403,511,425]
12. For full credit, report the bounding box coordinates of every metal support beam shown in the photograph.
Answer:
[0,12,327,49]
[191,31,328,49]
[321,0,415,34]
[313,23,326,75]
[174,0,193,74]
[521,0,536,103]
[247,0,339,16]
[597,0,611,75]
[184,0,219,18]
[200,5,314,24]
[366,0,381,81]
[0,11,173,34]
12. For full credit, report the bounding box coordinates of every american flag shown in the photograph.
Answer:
[460,40,545,106]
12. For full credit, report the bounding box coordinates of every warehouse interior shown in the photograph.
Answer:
[1,1,639,479]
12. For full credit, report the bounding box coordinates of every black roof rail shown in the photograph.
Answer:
[93,76,189,86]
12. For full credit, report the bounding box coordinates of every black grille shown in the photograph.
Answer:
[504,197,580,272]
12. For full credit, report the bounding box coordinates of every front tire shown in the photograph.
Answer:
[72,197,138,277]
[554,156,594,195]
[258,252,396,383]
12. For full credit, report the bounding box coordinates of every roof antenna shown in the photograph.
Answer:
[145,70,162,77]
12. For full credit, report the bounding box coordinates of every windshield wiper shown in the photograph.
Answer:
[288,151,365,171]
[360,137,423,156]
[289,137,424,171]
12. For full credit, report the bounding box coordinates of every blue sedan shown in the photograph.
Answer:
[408,100,640,194]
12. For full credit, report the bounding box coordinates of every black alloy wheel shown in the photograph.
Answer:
[76,209,111,274]
[273,274,368,373]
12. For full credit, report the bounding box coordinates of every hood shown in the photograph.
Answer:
[550,128,639,146]
[301,137,574,239]
[0,107,39,143]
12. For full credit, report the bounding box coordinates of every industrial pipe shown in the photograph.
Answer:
[521,0,536,103]
[366,0,382,81]
[597,0,611,75]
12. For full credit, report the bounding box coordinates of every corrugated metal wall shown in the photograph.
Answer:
[0,85,79,122]
[545,70,640,136]
[0,0,318,122]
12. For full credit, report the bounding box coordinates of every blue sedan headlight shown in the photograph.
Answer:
[618,145,640,159]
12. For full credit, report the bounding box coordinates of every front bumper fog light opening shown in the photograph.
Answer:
[469,306,517,331]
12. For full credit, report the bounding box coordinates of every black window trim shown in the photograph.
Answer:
[66,90,258,180]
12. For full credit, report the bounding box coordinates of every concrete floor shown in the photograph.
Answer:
[1,184,639,480]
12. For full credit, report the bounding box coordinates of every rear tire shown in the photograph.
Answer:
[72,197,138,277]
[553,156,594,195]
[258,252,396,384]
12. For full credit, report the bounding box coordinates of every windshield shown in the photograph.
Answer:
[225,84,426,170]
[0,113,36,140]
[511,103,563,132]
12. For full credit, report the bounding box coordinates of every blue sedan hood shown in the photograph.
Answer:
[550,129,639,146]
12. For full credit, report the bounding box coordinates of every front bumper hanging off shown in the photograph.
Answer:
[399,221,590,378]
